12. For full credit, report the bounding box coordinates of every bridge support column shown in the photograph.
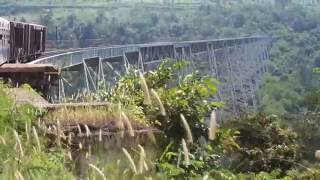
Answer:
[224,42,237,115]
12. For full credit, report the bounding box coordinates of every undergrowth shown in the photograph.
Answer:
[0,61,320,179]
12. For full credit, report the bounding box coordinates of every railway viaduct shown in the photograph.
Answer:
[28,36,271,115]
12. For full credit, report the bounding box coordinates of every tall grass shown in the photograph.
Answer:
[150,89,166,116]
[122,148,137,174]
[182,139,190,166]
[180,114,193,143]
[99,129,102,142]
[56,120,61,146]
[139,71,151,105]
[77,124,82,135]
[25,123,30,141]
[209,111,217,140]
[13,130,24,157]
[14,170,24,180]
[0,135,6,145]
[32,126,41,151]
[122,112,135,137]
[84,124,91,137]
[89,164,106,180]
[138,144,146,174]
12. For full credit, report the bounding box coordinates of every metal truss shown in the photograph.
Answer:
[30,36,271,114]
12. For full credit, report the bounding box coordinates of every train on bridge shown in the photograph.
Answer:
[0,18,53,95]
[0,17,46,64]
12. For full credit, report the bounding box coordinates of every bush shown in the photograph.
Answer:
[224,114,299,174]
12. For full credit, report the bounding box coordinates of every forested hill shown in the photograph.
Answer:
[1,1,319,45]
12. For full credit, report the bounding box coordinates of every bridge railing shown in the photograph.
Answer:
[31,45,139,68]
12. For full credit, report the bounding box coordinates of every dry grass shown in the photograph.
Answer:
[44,104,147,128]
[45,106,118,125]
[43,104,154,142]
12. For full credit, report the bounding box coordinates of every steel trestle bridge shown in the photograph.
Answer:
[30,36,271,114]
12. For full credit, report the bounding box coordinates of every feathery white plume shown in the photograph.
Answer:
[139,71,151,105]
[56,120,61,146]
[99,129,102,142]
[77,124,82,135]
[182,139,190,166]
[25,123,29,141]
[13,130,24,157]
[32,126,41,151]
[89,164,106,180]
[180,114,193,143]
[0,135,6,145]
[122,148,137,174]
[209,111,217,140]
[68,151,73,161]
[150,89,166,116]
[122,112,134,137]
[138,144,146,174]
[14,170,24,180]
[84,124,91,137]
[68,133,72,145]
[315,150,320,160]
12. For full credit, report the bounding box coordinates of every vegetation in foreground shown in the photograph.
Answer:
[0,61,320,179]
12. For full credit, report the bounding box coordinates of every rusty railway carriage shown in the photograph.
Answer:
[0,17,46,64]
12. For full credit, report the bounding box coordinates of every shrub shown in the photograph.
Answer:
[224,114,299,174]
